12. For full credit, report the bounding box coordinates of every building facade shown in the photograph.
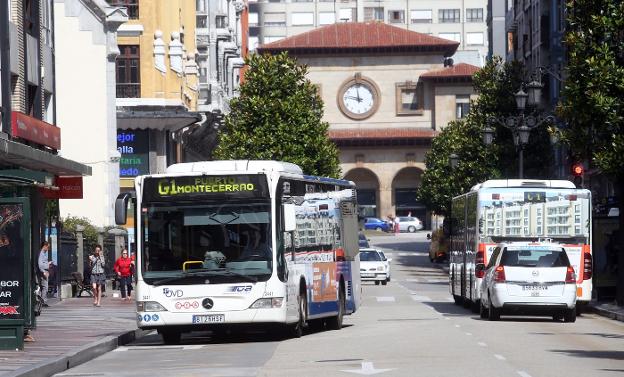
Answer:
[258,22,478,228]
[486,0,507,59]
[55,0,127,226]
[249,0,489,66]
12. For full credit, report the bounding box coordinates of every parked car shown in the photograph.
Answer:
[479,242,577,322]
[398,216,423,232]
[358,233,370,248]
[359,248,391,285]
[364,217,391,232]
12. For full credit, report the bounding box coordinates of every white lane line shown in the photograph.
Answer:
[494,354,506,361]
[454,324,460,328]
[446,297,454,302]
[478,342,487,347]
[405,278,420,282]
[376,296,396,302]
[425,279,447,283]
[465,332,472,336]
[517,372,532,377]
[444,317,450,320]
[411,295,431,301]
[398,252,428,257]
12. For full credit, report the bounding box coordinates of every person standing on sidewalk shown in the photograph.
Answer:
[37,241,51,307]
[89,245,106,307]
[394,216,400,236]
[114,248,134,301]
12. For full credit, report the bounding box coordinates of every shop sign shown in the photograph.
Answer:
[40,176,83,199]
[11,112,61,150]
[0,204,25,320]
[117,130,149,177]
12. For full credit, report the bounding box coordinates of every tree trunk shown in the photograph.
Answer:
[616,175,624,305]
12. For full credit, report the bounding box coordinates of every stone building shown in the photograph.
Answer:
[258,22,478,228]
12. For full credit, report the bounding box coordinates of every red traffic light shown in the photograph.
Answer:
[571,163,584,176]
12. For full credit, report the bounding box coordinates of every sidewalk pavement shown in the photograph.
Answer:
[588,301,624,322]
[0,295,146,377]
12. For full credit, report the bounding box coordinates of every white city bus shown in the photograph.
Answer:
[449,180,592,313]
[115,160,361,344]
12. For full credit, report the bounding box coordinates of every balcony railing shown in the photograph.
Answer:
[116,83,141,98]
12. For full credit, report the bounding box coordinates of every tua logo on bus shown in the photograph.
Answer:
[163,288,183,298]
[228,285,252,293]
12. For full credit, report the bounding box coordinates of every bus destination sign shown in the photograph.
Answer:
[143,175,268,201]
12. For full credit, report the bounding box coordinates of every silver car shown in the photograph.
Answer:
[398,216,423,232]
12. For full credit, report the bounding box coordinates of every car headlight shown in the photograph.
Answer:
[137,301,168,312]
[250,298,284,309]
[377,266,385,271]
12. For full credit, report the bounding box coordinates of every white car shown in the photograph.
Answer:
[398,216,423,232]
[359,248,391,285]
[479,242,577,322]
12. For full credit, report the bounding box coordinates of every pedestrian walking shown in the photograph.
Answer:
[89,245,106,307]
[114,248,134,301]
[394,216,400,236]
[37,241,51,307]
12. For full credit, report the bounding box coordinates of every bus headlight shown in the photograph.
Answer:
[137,301,168,312]
[250,298,284,309]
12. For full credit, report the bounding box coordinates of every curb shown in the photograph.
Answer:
[5,328,148,377]
[587,304,624,322]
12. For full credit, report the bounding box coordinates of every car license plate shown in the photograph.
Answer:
[192,314,225,324]
[361,273,374,278]
[522,285,547,291]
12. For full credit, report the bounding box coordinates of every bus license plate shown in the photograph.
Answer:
[192,314,225,324]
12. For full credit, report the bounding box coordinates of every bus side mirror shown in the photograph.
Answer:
[283,203,296,232]
[115,192,134,225]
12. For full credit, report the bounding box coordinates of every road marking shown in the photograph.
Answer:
[517,372,532,377]
[376,296,396,302]
[455,324,460,328]
[446,297,454,302]
[404,278,419,282]
[494,354,506,361]
[410,295,431,301]
[478,342,487,347]
[444,317,450,320]
[425,279,447,283]
[398,252,428,257]
[465,332,472,336]
[342,361,395,375]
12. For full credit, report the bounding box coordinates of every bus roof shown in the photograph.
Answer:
[471,179,577,191]
[165,160,303,175]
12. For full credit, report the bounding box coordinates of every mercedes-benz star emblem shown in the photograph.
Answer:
[202,298,214,310]
[532,270,539,277]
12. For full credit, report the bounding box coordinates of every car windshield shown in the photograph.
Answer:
[360,251,382,261]
[141,200,273,283]
[367,218,381,223]
[500,248,570,268]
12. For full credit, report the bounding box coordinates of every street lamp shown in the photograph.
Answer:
[483,75,555,179]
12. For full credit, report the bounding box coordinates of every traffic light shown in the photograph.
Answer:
[571,162,584,188]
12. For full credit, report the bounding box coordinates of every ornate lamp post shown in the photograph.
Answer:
[483,79,555,179]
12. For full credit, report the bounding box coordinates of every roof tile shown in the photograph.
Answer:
[420,63,480,79]
[329,128,438,140]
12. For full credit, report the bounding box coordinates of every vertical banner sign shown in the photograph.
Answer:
[117,129,149,177]
[0,204,24,319]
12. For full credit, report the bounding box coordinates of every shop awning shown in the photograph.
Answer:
[117,109,202,132]
[0,137,91,176]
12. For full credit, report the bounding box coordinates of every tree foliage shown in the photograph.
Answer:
[62,216,99,245]
[214,52,341,178]
[559,0,624,180]
[418,57,553,215]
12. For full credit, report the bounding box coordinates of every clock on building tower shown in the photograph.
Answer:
[337,74,380,120]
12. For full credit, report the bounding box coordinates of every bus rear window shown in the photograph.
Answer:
[500,248,570,268]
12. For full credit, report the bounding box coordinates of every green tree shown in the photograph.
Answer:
[214,52,341,178]
[559,0,624,303]
[61,216,99,245]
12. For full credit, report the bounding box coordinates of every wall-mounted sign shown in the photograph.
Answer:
[11,112,61,150]
[117,130,149,177]
[40,176,83,199]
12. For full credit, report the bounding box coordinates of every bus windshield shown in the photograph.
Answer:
[479,188,590,244]
[141,200,272,284]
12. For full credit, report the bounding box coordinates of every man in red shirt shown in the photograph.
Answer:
[114,248,134,301]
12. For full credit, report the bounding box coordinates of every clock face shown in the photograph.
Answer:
[342,83,375,115]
